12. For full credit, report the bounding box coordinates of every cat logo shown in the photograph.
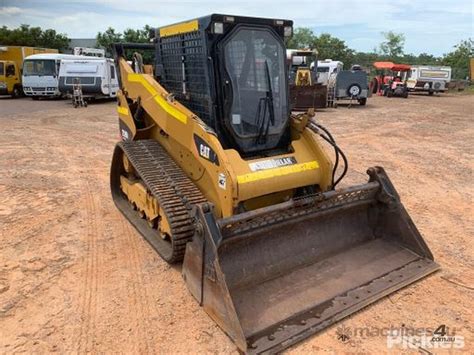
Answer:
[200,144,210,159]
[194,134,219,166]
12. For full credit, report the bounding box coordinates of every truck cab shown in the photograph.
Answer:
[0,60,22,97]
[0,46,58,98]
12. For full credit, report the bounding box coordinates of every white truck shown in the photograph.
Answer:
[406,65,452,95]
[58,57,119,99]
[22,53,102,98]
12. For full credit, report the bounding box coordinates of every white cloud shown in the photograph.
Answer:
[0,6,22,15]
[0,0,471,55]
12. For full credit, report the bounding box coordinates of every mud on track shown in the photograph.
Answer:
[0,94,472,353]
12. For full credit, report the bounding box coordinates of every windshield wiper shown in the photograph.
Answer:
[264,59,275,126]
[256,60,276,145]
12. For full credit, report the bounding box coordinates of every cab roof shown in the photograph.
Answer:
[373,61,411,71]
[24,53,105,61]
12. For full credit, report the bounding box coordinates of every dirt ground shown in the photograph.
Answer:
[0,93,472,354]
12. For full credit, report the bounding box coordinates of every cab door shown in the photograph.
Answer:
[5,63,19,93]
[108,62,118,97]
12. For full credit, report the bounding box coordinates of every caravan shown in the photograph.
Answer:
[22,53,103,97]
[314,59,343,85]
[58,57,119,99]
[406,65,452,95]
[22,49,118,99]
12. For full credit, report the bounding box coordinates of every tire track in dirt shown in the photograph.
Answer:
[117,217,154,354]
[76,178,102,353]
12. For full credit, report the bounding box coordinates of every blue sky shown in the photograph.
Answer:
[0,0,472,56]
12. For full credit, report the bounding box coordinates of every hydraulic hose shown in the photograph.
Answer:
[318,132,348,187]
[308,121,339,185]
[307,120,348,189]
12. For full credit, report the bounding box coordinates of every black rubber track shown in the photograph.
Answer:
[110,139,207,263]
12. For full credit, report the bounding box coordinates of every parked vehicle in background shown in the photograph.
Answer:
[314,60,369,107]
[373,62,410,98]
[370,62,411,98]
[333,64,369,106]
[287,49,327,110]
[406,65,451,95]
[73,47,105,57]
[22,53,103,98]
[0,46,58,97]
[314,59,343,85]
[58,57,119,100]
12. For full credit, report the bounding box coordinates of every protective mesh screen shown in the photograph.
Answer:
[159,31,212,123]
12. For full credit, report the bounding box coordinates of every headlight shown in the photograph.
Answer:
[423,83,430,89]
[213,22,224,34]
[0,82,6,88]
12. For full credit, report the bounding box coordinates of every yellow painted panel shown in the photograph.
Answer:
[237,161,319,184]
[127,73,188,124]
[117,106,129,115]
[159,20,199,38]
[470,58,474,80]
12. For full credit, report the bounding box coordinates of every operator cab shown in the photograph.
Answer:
[219,26,289,152]
[153,14,293,157]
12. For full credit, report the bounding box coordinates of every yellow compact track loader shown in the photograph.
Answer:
[110,14,439,354]
[288,49,328,110]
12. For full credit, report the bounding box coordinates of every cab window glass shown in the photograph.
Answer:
[6,64,15,77]
[223,28,287,137]
[23,60,56,76]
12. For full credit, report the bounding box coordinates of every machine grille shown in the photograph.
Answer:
[158,31,213,125]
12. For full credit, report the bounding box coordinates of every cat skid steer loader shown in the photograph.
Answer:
[110,14,439,354]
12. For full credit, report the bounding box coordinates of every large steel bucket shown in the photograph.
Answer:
[182,167,439,353]
[290,84,328,111]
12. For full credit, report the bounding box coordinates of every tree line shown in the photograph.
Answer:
[1,24,472,79]
[287,29,473,79]
[0,25,69,51]
[96,26,473,79]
